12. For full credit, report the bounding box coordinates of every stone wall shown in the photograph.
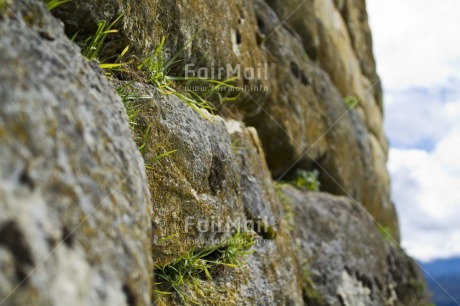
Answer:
[0,0,428,305]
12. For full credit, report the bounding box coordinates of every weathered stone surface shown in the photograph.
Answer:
[226,120,278,230]
[247,0,398,238]
[313,0,386,147]
[0,1,152,305]
[52,0,267,92]
[126,84,245,267]
[278,185,429,306]
[266,0,384,115]
[49,0,397,235]
[152,119,305,305]
[338,0,384,111]
[264,0,319,61]
[128,88,300,304]
[0,0,430,305]
[228,120,305,305]
[51,0,157,57]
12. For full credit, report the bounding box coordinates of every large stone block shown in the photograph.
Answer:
[0,1,152,305]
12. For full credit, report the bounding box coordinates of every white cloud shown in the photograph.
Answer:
[384,83,460,149]
[368,0,460,261]
[389,127,460,261]
[368,0,460,89]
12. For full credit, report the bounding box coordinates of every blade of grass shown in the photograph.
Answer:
[45,0,70,10]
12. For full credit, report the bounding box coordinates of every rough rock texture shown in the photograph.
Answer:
[228,120,304,305]
[51,0,397,237]
[52,0,264,87]
[149,116,305,305]
[126,84,244,267]
[266,0,383,111]
[0,0,430,305]
[51,0,158,57]
[0,1,152,305]
[226,120,279,232]
[248,0,396,238]
[278,185,429,306]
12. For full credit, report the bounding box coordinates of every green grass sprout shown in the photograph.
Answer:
[344,95,359,109]
[293,169,321,192]
[45,0,70,10]
[155,228,255,303]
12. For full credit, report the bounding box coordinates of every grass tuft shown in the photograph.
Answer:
[77,14,131,74]
[76,15,239,119]
[344,95,359,109]
[116,82,178,161]
[155,228,255,304]
[137,35,240,120]
[45,0,70,10]
[293,169,321,192]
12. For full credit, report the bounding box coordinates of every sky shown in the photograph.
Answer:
[367,0,460,262]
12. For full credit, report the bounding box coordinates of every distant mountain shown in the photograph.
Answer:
[421,257,460,278]
[420,257,460,306]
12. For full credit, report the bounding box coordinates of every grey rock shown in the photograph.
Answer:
[278,185,429,306]
[246,0,398,237]
[0,0,430,305]
[226,120,278,232]
[123,83,245,267]
[48,0,398,236]
[0,1,152,305]
[228,120,304,305]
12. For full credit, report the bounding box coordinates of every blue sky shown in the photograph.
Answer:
[368,0,460,262]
